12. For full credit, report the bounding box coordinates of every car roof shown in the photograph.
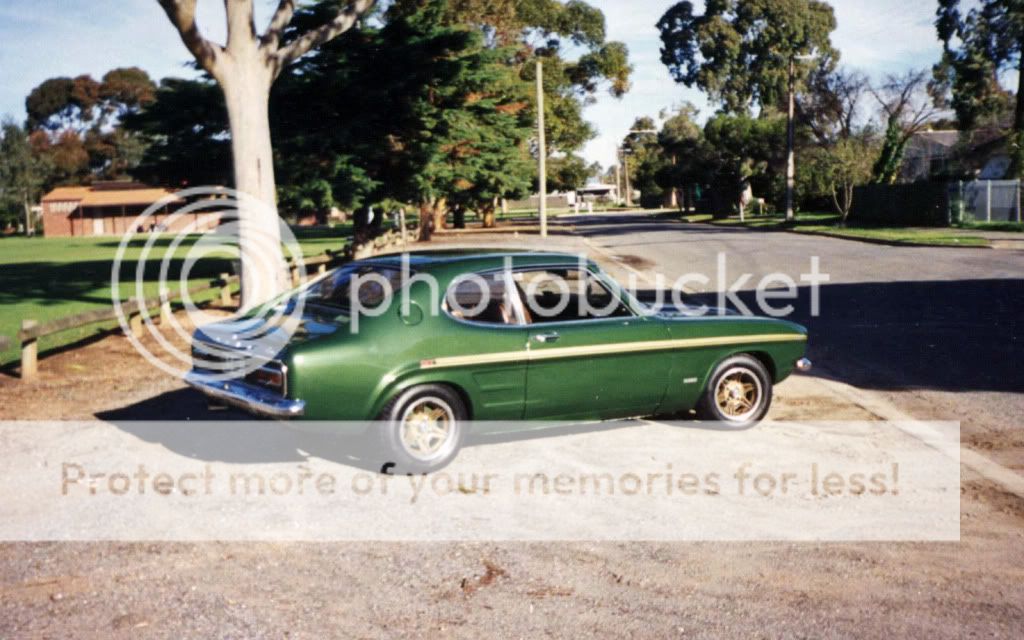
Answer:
[362,249,592,273]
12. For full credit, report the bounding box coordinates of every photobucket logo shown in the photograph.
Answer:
[335,253,829,334]
[631,254,829,318]
[110,187,306,381]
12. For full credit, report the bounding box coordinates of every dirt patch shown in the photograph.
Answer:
[460,559,508,596]
[0,299,1022,637]
[0,311,223,421]
[963,479,1024,520]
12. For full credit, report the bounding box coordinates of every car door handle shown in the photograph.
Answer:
[534,332,560,344]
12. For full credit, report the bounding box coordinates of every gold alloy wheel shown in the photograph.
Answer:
[399,397,456,462]
[714,367,763,421]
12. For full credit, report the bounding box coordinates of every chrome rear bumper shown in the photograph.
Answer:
[184,371,306,418]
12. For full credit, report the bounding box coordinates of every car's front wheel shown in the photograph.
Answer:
[376,384,467,474]
[695,354,772,427]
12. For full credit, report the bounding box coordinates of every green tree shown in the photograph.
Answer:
[548,154,590,192]
[655,103,703,209]
[272,0,534,234]
[392,0,634,157]
[621,116,667,208]
[0,119,49,234]
[702,112,787,216]
[800,135,875,222]
[657,0,837,113]
[935,0,1024,175]
[123,77,231,188]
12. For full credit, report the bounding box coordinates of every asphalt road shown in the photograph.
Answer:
[569,214,1024,457]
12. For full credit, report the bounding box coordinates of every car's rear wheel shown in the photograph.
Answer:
[696,354,772,427]
[376,384,467,474]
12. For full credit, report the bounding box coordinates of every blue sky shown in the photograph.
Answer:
[0,1,945,168]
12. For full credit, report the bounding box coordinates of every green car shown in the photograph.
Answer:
[185,251,811,472]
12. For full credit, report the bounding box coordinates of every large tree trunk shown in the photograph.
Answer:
[417,201,435,241]
[156,0,377,310]
[221,65,286,309]
[23,197,33,237]
[431,197,448,231]
[481,200,497,228]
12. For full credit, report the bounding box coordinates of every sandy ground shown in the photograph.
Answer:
[0,231,1022,638]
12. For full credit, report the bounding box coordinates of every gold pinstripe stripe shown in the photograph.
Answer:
[419,333,807,370]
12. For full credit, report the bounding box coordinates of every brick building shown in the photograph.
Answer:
[40,182,220,237]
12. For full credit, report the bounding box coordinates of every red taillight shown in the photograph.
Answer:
[250,367,284,390]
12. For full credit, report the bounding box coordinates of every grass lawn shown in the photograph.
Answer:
[954,220,1024,232]
[0,225,352,367]
[675,212,992,247]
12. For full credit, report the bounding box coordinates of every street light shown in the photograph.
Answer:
[785,52,819,221]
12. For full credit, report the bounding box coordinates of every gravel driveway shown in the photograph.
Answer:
[1,218,1022,638]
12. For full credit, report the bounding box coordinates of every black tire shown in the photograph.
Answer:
[374,384,467,474]
[695,354,773,427]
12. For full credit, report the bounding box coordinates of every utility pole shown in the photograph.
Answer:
[622,149,632,208]
[614,163,622,205]
[785,52,817,221]
[536,59,548,238]
[785,55,796,221]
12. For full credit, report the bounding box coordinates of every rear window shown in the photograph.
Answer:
[305,264,405,311]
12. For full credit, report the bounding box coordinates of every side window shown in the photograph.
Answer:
[445,272,517,325]
[513,269,632,324]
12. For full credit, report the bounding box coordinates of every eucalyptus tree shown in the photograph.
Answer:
[658,0,837,218]
[935,0,1024,175]
[155,0,375,306]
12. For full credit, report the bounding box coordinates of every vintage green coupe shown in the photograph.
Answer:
[186,251,811,472]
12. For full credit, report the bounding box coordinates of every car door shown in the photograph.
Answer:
[434,270,529,424]
[516,267,672,421]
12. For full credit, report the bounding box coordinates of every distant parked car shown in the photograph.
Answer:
[186,251,811,472]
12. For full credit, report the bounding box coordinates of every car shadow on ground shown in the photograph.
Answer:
[97,390,725,472]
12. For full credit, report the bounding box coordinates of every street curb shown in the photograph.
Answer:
[675,219,995,249]
[789,229,994,250]
[811,377,1024,500]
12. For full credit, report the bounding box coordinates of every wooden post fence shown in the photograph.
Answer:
[159,287,172,325]
[13,274,241,380]
[6,252,355,380]
[20,320,37,381]
[219,273,233,306]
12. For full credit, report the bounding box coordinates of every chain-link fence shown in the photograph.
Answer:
[949,180,1024,224]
